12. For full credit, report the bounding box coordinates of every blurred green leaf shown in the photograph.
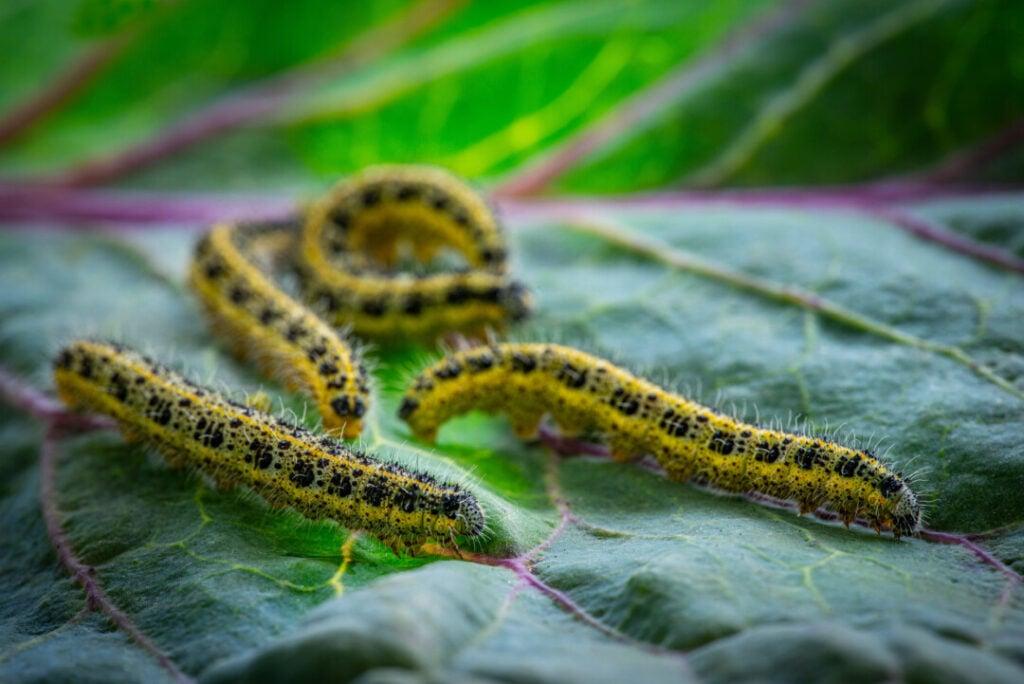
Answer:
[71,0,162,38]
[3,0,1021,188]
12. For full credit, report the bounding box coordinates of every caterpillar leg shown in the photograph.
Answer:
[508,408,544,440]
[550,409,586,439]
[120,426,147,446]
[412,425,438,444]
[446,529,465,560]
[608,435,641,464]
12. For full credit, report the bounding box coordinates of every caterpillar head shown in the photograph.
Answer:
[501,280,533,322]
[877,469,921,539]
[891,486,921,539]
[328,395,366,439]
[444,491,486,538]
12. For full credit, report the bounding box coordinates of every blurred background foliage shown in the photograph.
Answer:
[1,0,1022,191]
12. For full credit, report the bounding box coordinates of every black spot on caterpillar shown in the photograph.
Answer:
[189,220,371,438]
[53,340,484,551]
[398,343,922,539]
[295,165,532,340]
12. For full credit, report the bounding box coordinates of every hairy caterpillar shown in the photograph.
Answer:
[189,166,531,436]
[53,340,484,551]
[398,343,922,539]
[189,221,371,439]
[294,165,532,340]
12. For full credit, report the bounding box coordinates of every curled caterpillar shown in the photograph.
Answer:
[189,221,371,438]
[308,165,509,270]
[398,343,921,539]
[53,340,484,551]
[295,165,532,340]
[189,166,531,436]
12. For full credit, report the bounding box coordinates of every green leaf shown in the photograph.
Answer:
[557,0,1024,191]
[1,0,1023,682]
[2,199,1023,681]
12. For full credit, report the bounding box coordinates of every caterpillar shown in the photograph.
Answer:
[398,343,922,539]
[294,165,532,340]
[189,220,371,439]
[188,166,532,436]
[53,340,484,551]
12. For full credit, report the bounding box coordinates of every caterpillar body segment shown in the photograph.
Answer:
[293,265,532,341]
[53,340,484,550]
[399,343,921,539]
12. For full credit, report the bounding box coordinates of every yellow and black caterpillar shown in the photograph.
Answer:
[399,343,922,539]
[190,220,371,438]
[54,340,484,551]
[189,166,531,438]
[295,165,531,340]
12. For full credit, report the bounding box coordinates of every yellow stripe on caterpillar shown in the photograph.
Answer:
[53,340,484,551]
[189,220,371,438]
[398,343,921,539]
[296,165,531,340]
